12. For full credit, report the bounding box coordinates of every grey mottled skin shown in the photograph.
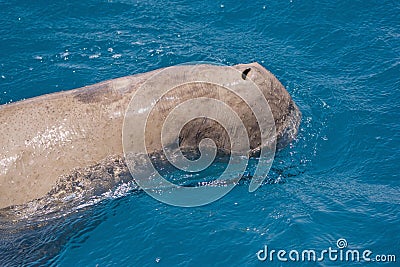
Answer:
[0,63,301,209]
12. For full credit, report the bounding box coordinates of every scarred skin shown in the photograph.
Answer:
[0,62,301,209]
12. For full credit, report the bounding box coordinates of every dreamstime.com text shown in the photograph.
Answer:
[256,238,396,263]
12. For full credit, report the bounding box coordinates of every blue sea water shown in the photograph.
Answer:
[0,0,399,266]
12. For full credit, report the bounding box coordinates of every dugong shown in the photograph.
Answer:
[0,63,301,209]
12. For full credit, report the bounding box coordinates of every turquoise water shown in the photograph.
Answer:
[1,0,399,266]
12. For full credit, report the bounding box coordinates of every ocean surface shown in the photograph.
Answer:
[0,0,399,266]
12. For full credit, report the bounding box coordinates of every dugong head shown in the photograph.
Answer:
[125,62,301,158]
[121,62,302,206]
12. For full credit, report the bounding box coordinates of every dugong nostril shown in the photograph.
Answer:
[241,68,251,80]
